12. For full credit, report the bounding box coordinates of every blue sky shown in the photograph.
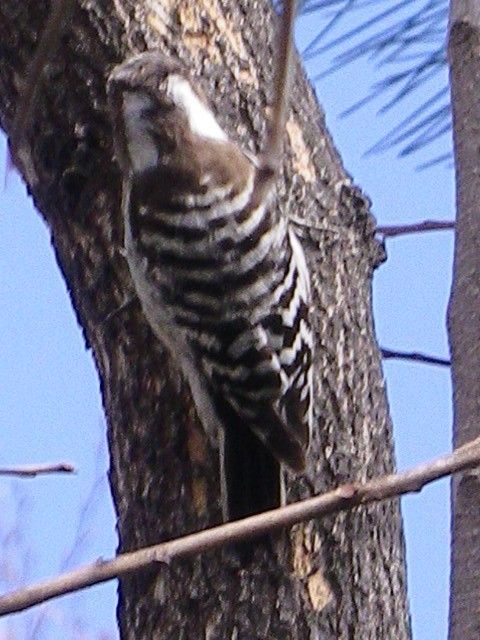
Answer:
[297,6,453,638]
[0,5,454,639]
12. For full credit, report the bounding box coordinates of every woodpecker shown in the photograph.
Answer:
[107,36,312,522]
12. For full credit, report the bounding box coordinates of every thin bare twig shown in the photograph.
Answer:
[262,0,297,173]
[0,463,76,478]
[2,437,480,617]
[376,219,455,238]
[381,347,450,367]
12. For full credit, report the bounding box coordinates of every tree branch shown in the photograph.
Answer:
[376,220,455,238]
[0,462,76,478]
[8,0,76,185]
[2,437,480,617]
[381,348,451,367]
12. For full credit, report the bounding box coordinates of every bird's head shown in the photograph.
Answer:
[107,51,254,208]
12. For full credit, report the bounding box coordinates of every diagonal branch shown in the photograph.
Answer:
[381,347,450,367]
[1,437,480,617]
[376,219,455,238]
[0,462,76,478]
[8,0,76,184]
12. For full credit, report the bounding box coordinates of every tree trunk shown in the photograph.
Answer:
[448,3,480,639]
[0,1,411,638]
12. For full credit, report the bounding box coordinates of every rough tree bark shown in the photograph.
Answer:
[448,3,480,639]
[0,1,411,638]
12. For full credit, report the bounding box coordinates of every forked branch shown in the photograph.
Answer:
[1,437,479,617]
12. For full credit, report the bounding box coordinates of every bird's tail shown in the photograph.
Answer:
[220,410,282,524]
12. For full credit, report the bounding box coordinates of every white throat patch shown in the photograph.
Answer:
[165,74,228,142]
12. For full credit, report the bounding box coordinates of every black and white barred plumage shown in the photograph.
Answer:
[107,49,312,521]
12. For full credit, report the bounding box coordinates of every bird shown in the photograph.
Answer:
[106,0,312,524]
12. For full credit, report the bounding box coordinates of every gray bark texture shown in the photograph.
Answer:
[0,1,411,638]
[448,3,480,639]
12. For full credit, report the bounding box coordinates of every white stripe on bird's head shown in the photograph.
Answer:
[165,74,228,142]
